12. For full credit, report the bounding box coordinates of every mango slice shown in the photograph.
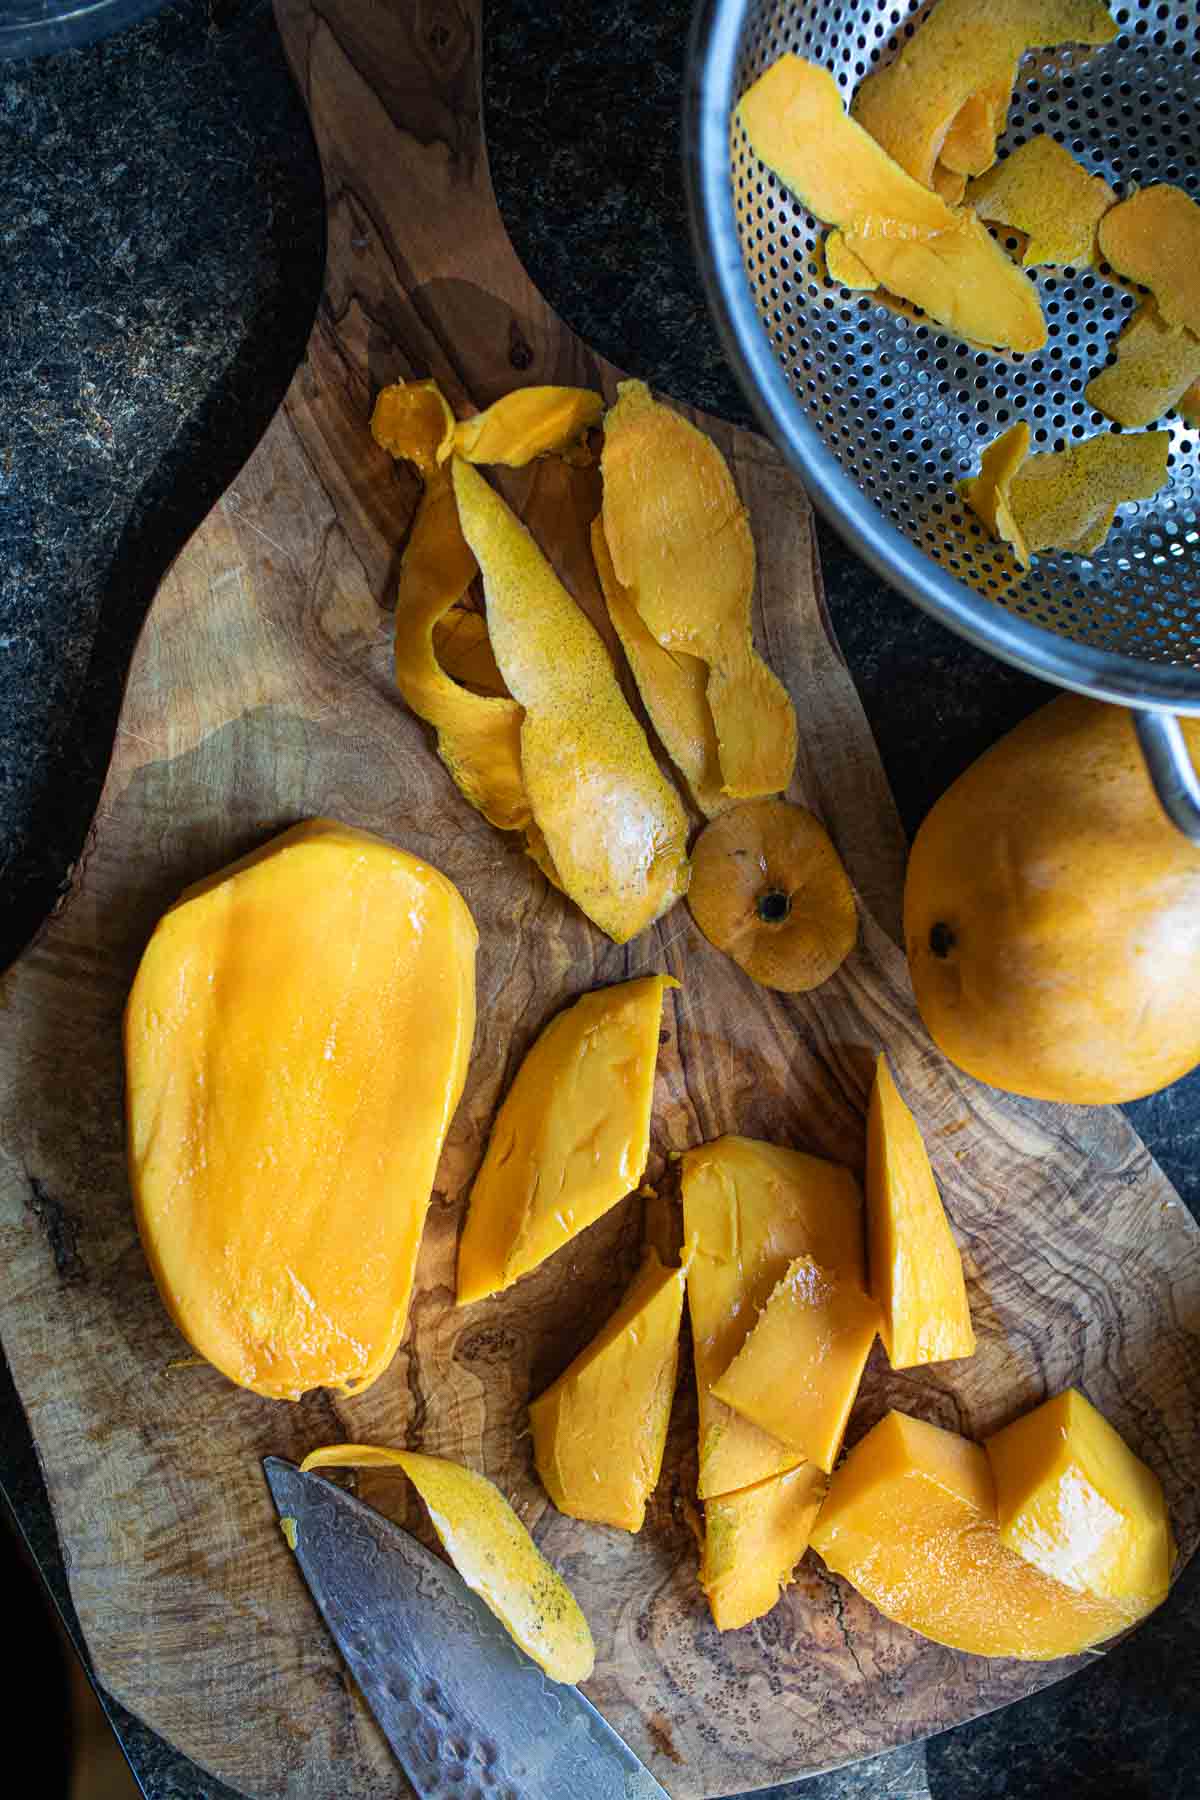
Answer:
[810,1411,1132,1658]
[713,1257,879,1473]
[739,57,1046,352]
[127,821,477,1401]
[1099,185,1200,337]
[453,458,690,942]
[457,975,676,1306]
[968,137,1115,267]
[824,230,879,290]
[373,381,529,831]
[530,1248,688,1532]
[600,380,797,799]
[448,387,603,468]
[687,797,858,993]
[985,1389,1172,1615]
[961,425,1170,563]
[850,0,1117,189]
[866,1055,976,1369]
[590,516,728,817]
[681,1136,865,1499]
[1086,302,1200,428]
[701,1463,828,1632]
[299,1446,595,1683]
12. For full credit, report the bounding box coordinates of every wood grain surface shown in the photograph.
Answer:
[1,3,1197,1797]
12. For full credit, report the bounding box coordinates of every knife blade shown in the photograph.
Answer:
[263,1458,673,1800]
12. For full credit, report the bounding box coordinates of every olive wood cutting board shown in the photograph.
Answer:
[0,4,1197,1796]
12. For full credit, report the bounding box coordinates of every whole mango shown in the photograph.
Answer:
[904,696,1200,1104]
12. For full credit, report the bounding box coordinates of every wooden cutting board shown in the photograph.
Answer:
[1,3,1197,1796]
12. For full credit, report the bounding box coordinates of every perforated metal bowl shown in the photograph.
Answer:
[686,0,1200,834]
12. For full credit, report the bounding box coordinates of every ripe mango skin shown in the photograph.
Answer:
[904,697,1200,1104]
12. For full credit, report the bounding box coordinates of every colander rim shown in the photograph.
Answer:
[683,0,1200,716]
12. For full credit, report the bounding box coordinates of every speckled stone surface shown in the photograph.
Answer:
[0,2,1196,1797]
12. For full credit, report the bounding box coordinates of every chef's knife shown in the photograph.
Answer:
[263,1458,672,1800]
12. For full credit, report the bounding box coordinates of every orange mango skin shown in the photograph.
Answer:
[530,1248,687,1532]
[904,696,1200,1103]
[126,821,477,1401]
[457,976,676,1305]
[682,1136,865,1498]
[985,1389,1172,1614]
[810,1411,1132,1658]
[702,1463,828,1632]
[866,1054,975,1369]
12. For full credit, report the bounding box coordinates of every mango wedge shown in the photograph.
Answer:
[299,1446,595,1683]
[810,1410,1133,1658]
[712,1256,879,1473]
[739,57,1045,352]
[968,137,1114,267]
[457,976,676,1305]
[600,381,797,800]
[530,1248,688,1532]
[702,1463,828,1632]
[681,1136,865,1499]
[985,1389,1172,1614]
[127,822,477,1401]
[850,0,1116,188]
[866,1055,976,1369]
[453,458,690,942]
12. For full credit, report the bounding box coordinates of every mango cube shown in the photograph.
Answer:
[985,1388,1172,1613]
[530,1248,687,1533]
[866,1054,976,1369]
[712,1257,879,1473]
[701,1463,828,1633]
[810,1410,1136,1659]
[681,1136,865,1498]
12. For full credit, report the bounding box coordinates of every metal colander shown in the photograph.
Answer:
[686,0,1200,834]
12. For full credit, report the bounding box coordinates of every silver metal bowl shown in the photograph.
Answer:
[685,0,1200,834]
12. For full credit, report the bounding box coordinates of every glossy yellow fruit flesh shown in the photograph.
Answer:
[530,1248,688,1532]
[127,820,477,1400]
[457,975,676,1305]
[810,1410,1133,1658]
[702,1463,828,1632]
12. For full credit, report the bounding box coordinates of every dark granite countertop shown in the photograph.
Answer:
[1,3,1196,1796]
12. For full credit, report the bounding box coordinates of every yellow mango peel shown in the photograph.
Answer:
[590,517,727,817]
[824,230,879,291]
[1099,185,1200,337]
[866,1054,976,1369]
[530,1247,689,1533]
[810,1410,1135,1658]
[968,137,1115,267]
[453,457,690,942]
[373,381,529,831]
[713,1255,880,1473]
[448,387,603,468]
[682,1135,865,1499]
[600,380,797,799]
[931,162,968,205]
[961,424,1170,563]
[739,58,1045,352]
[299,1446,595,1683]
[702,1463,828,1632]
[1086,302,1200,428]
[431,605,509,697]
[457,975,677,1306]
[850,0,1117,188]
[985,1389,1172,1615]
